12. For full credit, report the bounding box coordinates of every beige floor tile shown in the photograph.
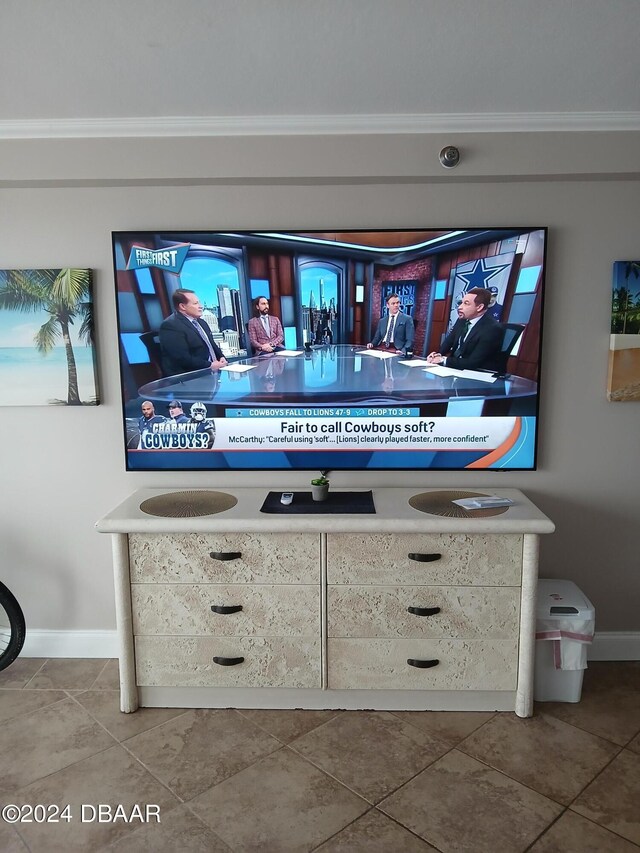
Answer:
[0,657,46,687]
[314,807,439,851]
[582,662,640,693]
[458,711,619,804]
[529,809,640,852]
[26,658,109,690]
[537,688,640,746]
[189,746,369,852]
[392,709,497,745]
[103,803,232,852]
[123,708,282,801]
[237,707,340,742]
[0,688,68,724]
[0,697,115,795]
[74,690,189,741]
[14,744,180,853]
[290,710,450,803]
[379,749,563,853]
[90,658,121,690]
[0,821,28,853]
[1,659,635,852]
[571,749,640,845]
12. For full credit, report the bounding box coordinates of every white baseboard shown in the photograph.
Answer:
[588,631,640,661]
[21,629,639,661]
[23,630,119,659]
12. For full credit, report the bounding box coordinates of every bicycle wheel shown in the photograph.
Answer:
[0,581,26,671]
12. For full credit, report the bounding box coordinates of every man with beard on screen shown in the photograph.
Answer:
[427,287,502,372]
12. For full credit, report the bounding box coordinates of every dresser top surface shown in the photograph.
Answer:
[96,487,554,535]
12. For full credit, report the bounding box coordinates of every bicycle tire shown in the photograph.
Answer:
[0,581,26,671]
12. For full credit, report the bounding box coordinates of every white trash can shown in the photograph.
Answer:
[534,579,595,703]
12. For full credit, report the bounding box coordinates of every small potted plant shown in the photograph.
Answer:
[310,475,330,502]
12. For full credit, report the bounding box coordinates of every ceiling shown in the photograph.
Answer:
[2,0,640,136]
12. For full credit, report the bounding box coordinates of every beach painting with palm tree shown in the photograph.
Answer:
[0,268,99,406]
[608,261,640,402]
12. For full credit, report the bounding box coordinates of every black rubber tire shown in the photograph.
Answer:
[0,581,26,671]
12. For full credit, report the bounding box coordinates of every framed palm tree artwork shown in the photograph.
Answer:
[0,268,100,406]
[608,261,640,402]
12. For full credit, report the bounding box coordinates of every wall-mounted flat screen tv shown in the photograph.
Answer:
[112,228,546,472]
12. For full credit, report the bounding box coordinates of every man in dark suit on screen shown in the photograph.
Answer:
[367,293,415,355]
[159,289,227,375]
[427,287,502,371]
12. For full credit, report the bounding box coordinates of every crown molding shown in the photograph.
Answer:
[1,112,640,139]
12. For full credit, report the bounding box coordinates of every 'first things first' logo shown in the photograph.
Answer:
[126,243,191,274]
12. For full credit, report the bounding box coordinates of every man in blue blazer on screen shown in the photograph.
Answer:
[367,293,415,355]
[159,289,227,376]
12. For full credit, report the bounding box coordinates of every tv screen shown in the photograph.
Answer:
[112,228,546,472]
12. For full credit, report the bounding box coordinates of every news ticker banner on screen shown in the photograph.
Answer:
[131,411,535,470]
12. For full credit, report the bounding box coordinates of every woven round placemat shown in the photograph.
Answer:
[408,490,510,518]
[139,490,238,518]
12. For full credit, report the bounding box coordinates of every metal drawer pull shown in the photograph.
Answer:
[212,656,245,666]
[211,605,243,615]
[407,606,441,617]
[209,551,242,561]
[407,658,440,669]
[407,553,442,563]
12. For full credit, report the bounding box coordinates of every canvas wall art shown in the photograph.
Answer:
[608,261,640,402]
[0,268,100,406]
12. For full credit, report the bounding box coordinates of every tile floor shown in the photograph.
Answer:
[0,658,639,852]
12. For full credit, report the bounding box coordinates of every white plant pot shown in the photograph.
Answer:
[311,484,329,502]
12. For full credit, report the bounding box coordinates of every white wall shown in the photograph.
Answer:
[1,131,638,641]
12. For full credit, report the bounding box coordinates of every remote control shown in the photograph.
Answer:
[280,492,294,505]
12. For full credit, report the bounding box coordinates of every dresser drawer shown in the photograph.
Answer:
[328,638,518,690]
[129,533,318,583]
[328,586,519,639]
[132,584,320,636]
[327,534,522,585]
[135,636,321,688]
